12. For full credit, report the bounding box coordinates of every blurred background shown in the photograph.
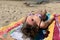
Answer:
[0,0,60,27]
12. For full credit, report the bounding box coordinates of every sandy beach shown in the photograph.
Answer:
[0,1,60,27]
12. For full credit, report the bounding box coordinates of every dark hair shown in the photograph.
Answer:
[21,22,40,40]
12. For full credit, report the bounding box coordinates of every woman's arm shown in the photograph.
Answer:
[40,17,54,29]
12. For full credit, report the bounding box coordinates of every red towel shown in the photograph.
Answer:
[53,14,60,40]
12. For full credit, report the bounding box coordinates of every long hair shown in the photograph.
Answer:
[21,22,40,40]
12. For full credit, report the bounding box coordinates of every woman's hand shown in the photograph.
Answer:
[39,14,55,29]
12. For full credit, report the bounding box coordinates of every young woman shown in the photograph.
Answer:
[11,10,54,40]
[21,10,54,40]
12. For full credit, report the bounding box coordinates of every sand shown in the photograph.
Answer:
[0,1,60,27]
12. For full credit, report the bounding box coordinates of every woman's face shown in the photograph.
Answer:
[26,15,41,27]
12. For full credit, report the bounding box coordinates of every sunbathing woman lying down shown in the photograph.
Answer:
[11,10,54,40]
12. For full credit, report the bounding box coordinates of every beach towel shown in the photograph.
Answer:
[53,14,60,40]
[0,18,24,40]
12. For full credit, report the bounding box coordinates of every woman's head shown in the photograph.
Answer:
[21,15,41,39]
[26,15,42,27]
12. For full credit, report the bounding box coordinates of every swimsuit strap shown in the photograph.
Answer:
[35,13,43,27]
